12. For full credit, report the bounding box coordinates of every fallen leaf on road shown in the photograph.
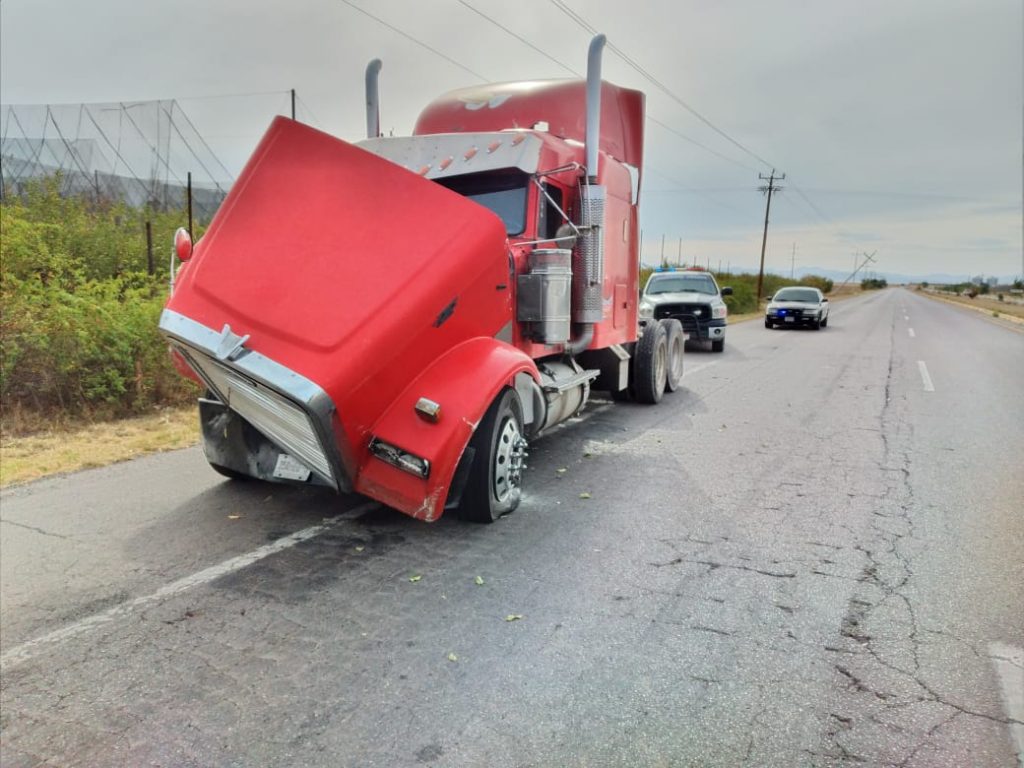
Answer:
[447,652,458,662]
[408,574,422,583]
[505,614,523,622]
[579,492,592,499]
[474,576,484,586]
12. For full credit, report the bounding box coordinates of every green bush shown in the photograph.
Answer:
[1,177,200,424]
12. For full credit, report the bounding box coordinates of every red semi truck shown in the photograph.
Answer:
[160,35,685,522]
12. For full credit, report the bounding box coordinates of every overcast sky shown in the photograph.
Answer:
[2,0,1021,279]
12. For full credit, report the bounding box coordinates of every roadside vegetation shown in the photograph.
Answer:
[1,176,201,437]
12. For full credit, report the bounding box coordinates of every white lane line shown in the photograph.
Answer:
[0,501,378,671]
[908,328,916,338]
[683,361,721,379]
[989,643,1024,764]
[917,361,935,392]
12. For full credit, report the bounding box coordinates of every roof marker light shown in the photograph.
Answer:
[464,147,478,161]
[439,156,454,170]
[417,164,431,176]
[487,140,502,153]
[511,134,526,146]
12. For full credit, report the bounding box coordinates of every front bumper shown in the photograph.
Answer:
[767,312,819,327]
[159,309,348,490]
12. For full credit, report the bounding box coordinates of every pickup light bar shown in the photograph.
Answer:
[368,438,431,479]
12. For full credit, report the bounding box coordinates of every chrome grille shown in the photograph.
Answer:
[181,348,334,483]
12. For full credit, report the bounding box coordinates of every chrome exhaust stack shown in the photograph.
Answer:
[570,34,607,339]
[365,59,382,139]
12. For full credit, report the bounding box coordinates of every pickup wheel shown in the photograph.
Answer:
[821,316,829,328]
[711,339,725,353]
[765,319,773,329]
[634,321,668,404]
[660,319,685,392]
[458,388,526,523]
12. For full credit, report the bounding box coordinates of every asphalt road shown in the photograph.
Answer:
[2,288,1022,767]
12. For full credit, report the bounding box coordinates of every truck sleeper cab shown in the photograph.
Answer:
[160,36,686,523]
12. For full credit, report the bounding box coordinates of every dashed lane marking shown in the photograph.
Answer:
[909,328,916,338]
[989,643,1024,766]
[0,501,379,671]
[917,360,935,392]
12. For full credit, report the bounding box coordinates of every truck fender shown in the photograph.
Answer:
[354,337,540,522]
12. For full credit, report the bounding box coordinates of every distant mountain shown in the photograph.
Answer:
[791,266,1017,286]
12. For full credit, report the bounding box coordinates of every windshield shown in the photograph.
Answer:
[434,170,528,236]
[646,274,718,295]
[773,288,820,303]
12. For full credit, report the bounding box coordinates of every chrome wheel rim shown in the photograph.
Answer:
[654,341,667,391]
[493,417,527,503]
[669,336,683,382]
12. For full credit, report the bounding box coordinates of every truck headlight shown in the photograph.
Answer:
[712,305,727,319]
[639,301,654,319]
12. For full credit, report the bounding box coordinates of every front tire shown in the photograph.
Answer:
[711,338,725,353]
[634,321,668,404]
[209,462,249,481]
[661,319,685,392]
[458,388,527,523]
[765,319,773,329]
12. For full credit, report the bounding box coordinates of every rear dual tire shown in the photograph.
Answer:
[634,321,669,404]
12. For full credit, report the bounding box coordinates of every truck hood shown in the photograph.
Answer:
[169,117,508,359]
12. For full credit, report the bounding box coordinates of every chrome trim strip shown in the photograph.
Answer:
[159,309,347,491]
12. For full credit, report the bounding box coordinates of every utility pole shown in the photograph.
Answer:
[791,243,796,279]
[660,234,666,267]
[290,89,296,121]
[838,251,878,288]
[677,238,682,266]
[756,169,785,306]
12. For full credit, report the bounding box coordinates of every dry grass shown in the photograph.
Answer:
[920,290,1024,322]
[0,407,199,488]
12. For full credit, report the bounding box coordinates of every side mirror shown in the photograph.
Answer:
[721,286,733,296]
[821,298,829,302]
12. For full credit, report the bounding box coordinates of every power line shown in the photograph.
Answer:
[338,0,487,82]
[457,1,580,77]
[788,181,834,226]
[647,116,760,174]
[455,0,761,176]
[547,0,777,170]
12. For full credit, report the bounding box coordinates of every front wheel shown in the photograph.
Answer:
[458,388,527,523]
[821,316,829,328]
[711,339,725,353]
[765,319,773,329]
